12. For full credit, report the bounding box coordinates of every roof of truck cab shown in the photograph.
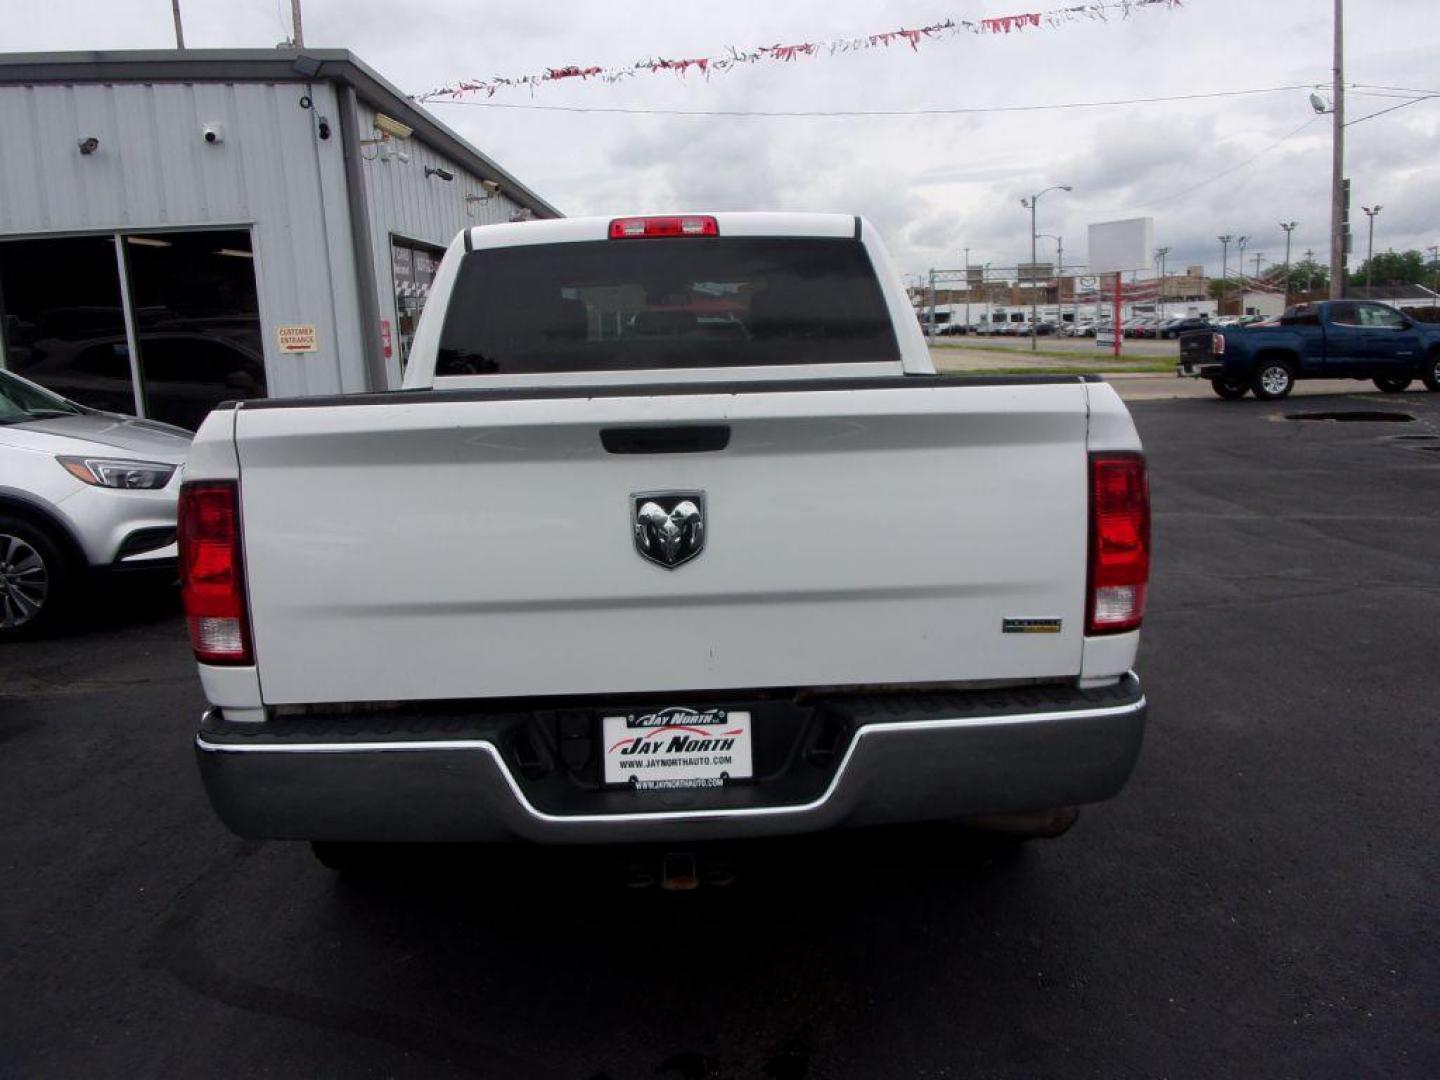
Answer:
[463,212,863,250]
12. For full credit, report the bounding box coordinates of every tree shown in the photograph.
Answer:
[1349,249,1429,288]
[1271,258,1330,295]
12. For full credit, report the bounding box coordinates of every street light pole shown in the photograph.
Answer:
[1155,246,1169,321]
[927,268,937,337]
[1362,205,1382,291]
[1218,235,1233,316]
[1038,233,1064,329]
[1236,236,1250,316]
[1280,221,1297,305]
[963,247,971,331]
[1020,184,1071,351]
[1329,0,1345,299]
[1304,247,1315,294]
[1429,245,1440,297]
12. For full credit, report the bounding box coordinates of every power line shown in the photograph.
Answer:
[1345,94,1438,127]
[423,83,1316,119]
[1351,82,1440,96]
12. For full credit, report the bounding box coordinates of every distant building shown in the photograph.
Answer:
[1347,284,1440,309]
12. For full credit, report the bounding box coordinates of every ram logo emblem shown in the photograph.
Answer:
[632,492,706,569]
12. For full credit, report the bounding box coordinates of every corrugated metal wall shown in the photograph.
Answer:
[355,100,528,387]
[0,80,368,397]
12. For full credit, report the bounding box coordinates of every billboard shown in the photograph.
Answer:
[1087,218,1154,273]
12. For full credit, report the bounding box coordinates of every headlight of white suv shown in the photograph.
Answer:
[57,456,177,490]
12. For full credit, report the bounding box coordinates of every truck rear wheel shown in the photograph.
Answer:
[955,806,1079,840]
[1251,359,1295,400]
[1373,376,1412,393]
[311,841,379,875]
[1211,377,1248,400]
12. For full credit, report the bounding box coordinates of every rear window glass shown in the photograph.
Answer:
[435,237,899,375]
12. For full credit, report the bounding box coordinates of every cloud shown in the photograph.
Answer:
[7,0,1439,276]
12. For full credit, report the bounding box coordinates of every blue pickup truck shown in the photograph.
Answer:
[1178,300,1440,400]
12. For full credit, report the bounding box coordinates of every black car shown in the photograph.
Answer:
[1158,316,1211,340]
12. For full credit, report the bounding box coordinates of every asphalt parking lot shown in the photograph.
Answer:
[2,390,1438,1079]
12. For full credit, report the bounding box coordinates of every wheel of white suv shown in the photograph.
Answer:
[0,516,71,640]
[1251,359,1295,401]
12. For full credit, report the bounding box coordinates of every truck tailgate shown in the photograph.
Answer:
[233,381,1091,704]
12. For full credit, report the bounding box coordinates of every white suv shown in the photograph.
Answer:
[0,369,191,637]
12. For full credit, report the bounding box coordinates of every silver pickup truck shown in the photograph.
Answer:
[182,213,1150,866]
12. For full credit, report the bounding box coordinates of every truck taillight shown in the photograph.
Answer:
[178,481,253,665]
[1087,453,1150,635]
[608,215,719,239]
[1212,332,1226,355]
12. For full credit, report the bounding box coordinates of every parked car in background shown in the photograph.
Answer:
[9,331,265,432]
[1158,316,1211,340]
[1178,300,1440,399]
[0,369,191,637]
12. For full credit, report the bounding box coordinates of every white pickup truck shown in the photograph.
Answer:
[183,213,1150,863]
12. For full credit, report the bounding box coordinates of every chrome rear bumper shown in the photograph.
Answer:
[196,676,1146,844]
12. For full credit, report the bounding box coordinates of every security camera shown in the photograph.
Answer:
[481,179,501,196]
[1309,92,1331,115]
[202,123,225,145]
[373,112,413,140]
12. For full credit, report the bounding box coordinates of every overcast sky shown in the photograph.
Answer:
[9,0,1439,279]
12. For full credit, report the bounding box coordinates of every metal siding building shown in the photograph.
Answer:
[0,49,560,423]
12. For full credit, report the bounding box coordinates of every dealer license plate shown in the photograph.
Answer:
[600,707,754,790]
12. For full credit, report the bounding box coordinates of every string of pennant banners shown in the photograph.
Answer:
[416,0,1184,102]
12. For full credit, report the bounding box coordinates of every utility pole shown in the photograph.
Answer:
[1155,247,1169,321]
[1429,245,1440,296]
[1218,235,1232,316]
[171,0,185,47]
[290,0,305,46]
[1020,184,1071,351]
[1330,0,1345,299]
[1362,205,1382,291]
[1280,221,1297,305]
[1304,247,1315,294]
[1236,236,1249,316]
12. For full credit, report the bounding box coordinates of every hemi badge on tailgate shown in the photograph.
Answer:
[1003,618,1062,634]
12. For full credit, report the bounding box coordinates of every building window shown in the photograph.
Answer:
[0,229,264,430]
[391,237,444,368]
